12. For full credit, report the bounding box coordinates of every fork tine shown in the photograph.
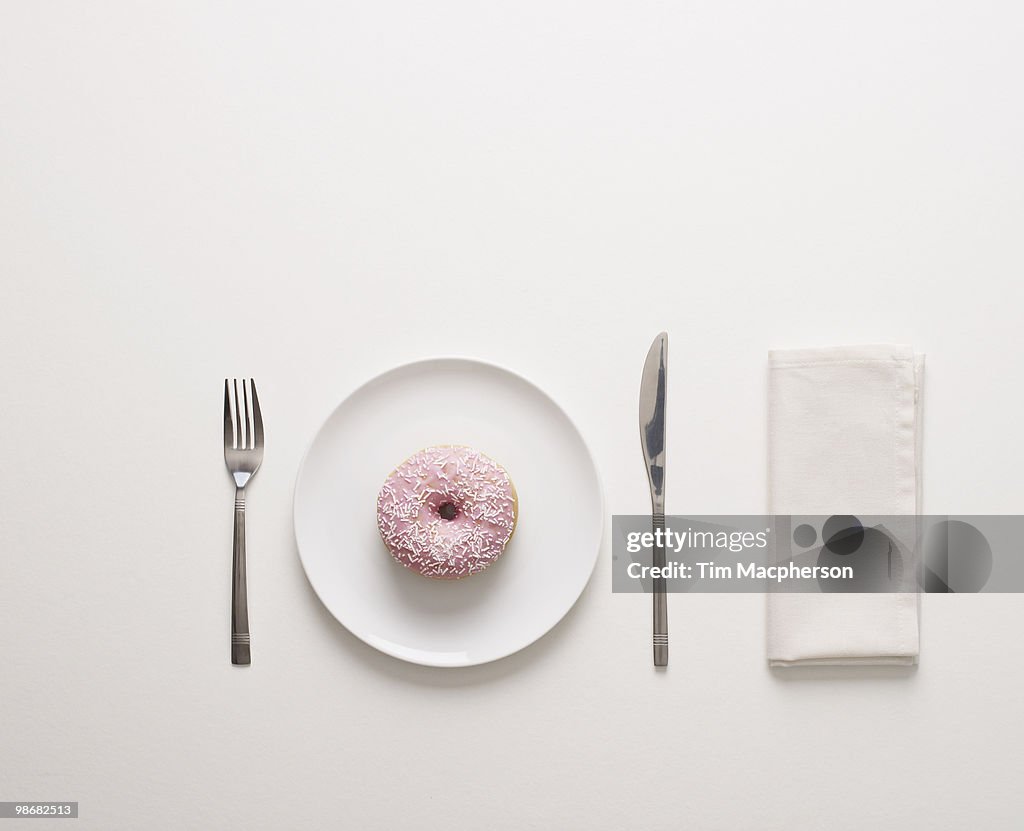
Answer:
[223,379,234,449]
[250,379,264,449]
[242,379,252,450]
[233,379,243,450]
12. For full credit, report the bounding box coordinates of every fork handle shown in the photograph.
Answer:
[231,488,251,665]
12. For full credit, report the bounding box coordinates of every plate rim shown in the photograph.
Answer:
[292,355,605,667]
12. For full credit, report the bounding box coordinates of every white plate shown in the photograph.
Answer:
[293,358,603,667]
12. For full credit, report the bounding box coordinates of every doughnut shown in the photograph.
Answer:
[376,445,518,579]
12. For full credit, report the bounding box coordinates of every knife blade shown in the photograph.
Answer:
[639,332,668,667]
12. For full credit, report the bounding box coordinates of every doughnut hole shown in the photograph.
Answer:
[421,490,462,523]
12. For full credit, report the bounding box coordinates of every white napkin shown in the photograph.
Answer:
[767,345,924,666]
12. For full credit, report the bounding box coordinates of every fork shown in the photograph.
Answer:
[223,379,264,666]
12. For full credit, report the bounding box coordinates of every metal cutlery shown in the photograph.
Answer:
[639,333,668,667]
[223,379,264,666]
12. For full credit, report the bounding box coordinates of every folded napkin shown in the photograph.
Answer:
[767,345,924,666]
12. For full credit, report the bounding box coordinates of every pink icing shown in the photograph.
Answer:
[376,445,517,579]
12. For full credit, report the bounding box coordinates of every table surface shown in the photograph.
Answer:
[2,3,1022,829]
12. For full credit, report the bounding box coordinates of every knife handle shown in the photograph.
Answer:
[652,512,668,666]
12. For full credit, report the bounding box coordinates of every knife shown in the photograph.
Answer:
[639,332,668,667]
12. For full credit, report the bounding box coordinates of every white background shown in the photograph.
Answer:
[2,2,1022,829]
